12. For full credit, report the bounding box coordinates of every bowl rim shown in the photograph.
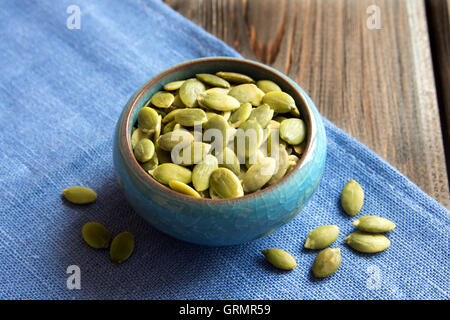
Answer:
[119,57,316,203]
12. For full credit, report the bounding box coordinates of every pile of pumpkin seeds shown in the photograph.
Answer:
[62,186,135,264]
[261,179,396,278]
[131,72,306,199]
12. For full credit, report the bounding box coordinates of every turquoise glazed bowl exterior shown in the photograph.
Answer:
[113,57,326,246]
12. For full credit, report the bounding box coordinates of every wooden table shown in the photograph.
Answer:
[165,0,450,208]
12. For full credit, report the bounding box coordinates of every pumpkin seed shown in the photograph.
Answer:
[341,179,364,216]
[63,186,97,204]
[261,248,297,270]
[230,102,252,124]
[82,222,110,249]
[235,120,264,159]
[162,120,177,134]
[312,248,341,278]
[162,109,182,124]
[131,128,150,149]
[192,154,219,192]
[196,73,230,88]
[157,130,194,151]
[215,71,255,84]
[280,118,306,145]
[256,80,282,93]
[352,216,396,233]
[293,141,306,155]
[242,157,276,193]
[168,180,201,198]
[110,231,134,264]
[215,147,241,175]
[150,91,174,109]
[203,114,231,149]
[262,91,296,113]
[133,138,155,163]
[204,87,230,95]
[164,80,185,91]
[209,168,244,198]
[197,92,241,112]
[267,146,289,185]
[140,151,158,171]
[304,225,340,249]
[151,163,192,185]
[138,107,160,133]
[228,84,265,106]
[344,231,390,253]
[174,108,207,126]
[155,145,171,164]
[153,114,162,141]
[172,141,211,166]
[179,78,206,107]
[172,94,186,108]
[248,103,274,128]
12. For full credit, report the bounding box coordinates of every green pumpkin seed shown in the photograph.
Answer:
[162,109,182,124]
[261,248,297,270]
[203,114,231,149]
[179,78,206,107]
[262,91,296,113]
[163,80,185,91]
[196,73,230,88]
[312,248,341,278]
[344,231,390,253]
[157,129,194,151]
[215,147,241,175]
[341,179,364,216]
[290,105,301,117]
[82,222,110,249]
[168,180,201,198]
[172,94,186,108]
[352,216,396,233]
[172,141,211,166]
[174,108,207,126]
[138,107,160,133]
[280,118,306,145]
[209,168,244,198]
[192,154,219,191]
[140,151,158,172]
[131,128,150,149]
[304,225,340,249]
[245,149,265,169]
[222,111,231,121]
[228,84,265,106]
[248,103,274,128]
[62,186,97,204]
[110,231,134,264]
[150,91,174,109]
[235,120,264,159]
[197,92,241,112]
[256,80,282,93]
[153,114,162,141]
[242,157,276,193]
[215,71,255,84]
[267,146,289,185]
[204,87,230,95]
[293,141,306,155]
[151,163,192,185]
[230,102,252,124]
[133,138,155,163]
[162,120,177,134]
[155,146,172,164]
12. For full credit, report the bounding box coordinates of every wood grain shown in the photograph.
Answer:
[165,0,450,207]
[426,0,450,192]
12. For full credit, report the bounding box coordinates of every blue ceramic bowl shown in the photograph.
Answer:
[113,57,326,246]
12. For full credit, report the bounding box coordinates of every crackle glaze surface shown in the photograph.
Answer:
[113,57,326,246]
